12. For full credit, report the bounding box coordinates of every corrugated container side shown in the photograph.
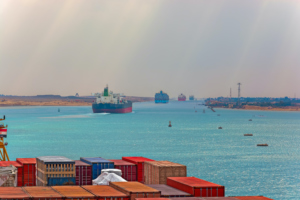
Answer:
[0,187,31,200]
[109,159,137,181]
[233,196,273,200]
[147,184,192,198]
[144,161,186,185]
[82,185,130,200]
[23,186,64,200]
[52,186,96,200]
[136,198,171,200]
[75,160,92,185]
[201,197,239,200]
[122,157,155,183]
[17,158,37,186]
[167,177,225,197]
[169,198,205,200]
[80,157,114,180]
[47,177,76,186]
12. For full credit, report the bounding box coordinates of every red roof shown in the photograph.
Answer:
[109,159,136,166]
[0,161,22,167]
[16,158,37,164]
[168,177,222,187]
[122,157,154,163]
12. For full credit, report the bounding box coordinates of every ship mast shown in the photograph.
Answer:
[0,115,9,161]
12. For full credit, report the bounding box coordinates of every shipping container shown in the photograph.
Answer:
[201,198,239,200]
[147,184,192,198]
[80,157,114,180]
[110,181,161,200]
[169,197,204,200]
[109,159,137,181]
[122,157,154,183]
[75,160,92,185]
[233,196,273,200]
[83,185,130,200]
[16,158,37,186]
[0,187,30,200]
[136,198,171,200]
[144,161,186,184]
[36,156,75,186]
[23,186,63,200]
[0,161,23,187]
[52,185,96,200]
[167,177,225,197]
[47,177,76,186]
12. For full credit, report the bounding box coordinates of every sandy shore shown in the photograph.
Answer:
[240,105,300,111]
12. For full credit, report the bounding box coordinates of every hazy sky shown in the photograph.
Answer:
[1,0,300,98]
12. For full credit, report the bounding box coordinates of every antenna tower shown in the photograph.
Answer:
[237,83,241,106]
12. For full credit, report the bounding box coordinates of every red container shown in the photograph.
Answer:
[16,158,37,186]
[0,161,23,187]
[83,185,130,200]
[0,187,30,199]
[233,196,273,200]
[147,184,192,198]
[23,186,63,200]
[201,198,239,200]
[110,159,137,181]
[167,177,225,197]
[75,160,92,185]
[122,157,154,183]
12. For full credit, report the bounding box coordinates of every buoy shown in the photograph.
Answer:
[249,119,252,121]
[168,121,172,127]
[58,108,60,112]
[244,134,253,136]
[217,114,220,116]
[257,144,268,146]
[195,110,197,112]
[218,127,222,129]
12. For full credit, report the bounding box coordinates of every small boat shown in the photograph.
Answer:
[58,108,60,112]
[244,134,253,136]
[195,110,197,112]
[218,127,222,129]
[217,114,220,116]
[249,119,252,121]
[203,109,205,113]
[257,144,268,146]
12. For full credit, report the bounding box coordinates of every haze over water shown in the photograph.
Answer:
[2,101,300,199]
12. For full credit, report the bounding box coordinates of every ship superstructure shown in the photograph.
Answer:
[178,94,186,101]
[189,95,195,101]
[92,86,132,113]
[155,91,169,103]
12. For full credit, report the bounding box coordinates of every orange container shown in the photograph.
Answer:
[110,182,161,200]
[83,185,129,200]
[23,186,63,200]
[0,187,30,199]
[122,157,155,183]
[167,177,225,197]
[17,158,37,186]
[136,199,171,200]
[144,161,186,184]
[233,196,273,200]
[0,161,23,186]
[52,186,96,200]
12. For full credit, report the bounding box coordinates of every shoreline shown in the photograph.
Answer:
[215,105,300,112]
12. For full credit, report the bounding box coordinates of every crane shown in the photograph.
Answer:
[0,115,9,161]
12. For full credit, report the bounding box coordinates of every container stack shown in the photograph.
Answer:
[110,181,161,200]
[36,156,76,186]
[83,185,130,200]
[23,186,64,200]
[144,161,186,184]
[0,161,23,186]
[122,157,155,183]
[147,184,192,198]
[16,158,37,186]
[110,159,137,181]
[80,157,114,180]
[52,185,96,200]
[75,160,92,185]
[167,177,225,197]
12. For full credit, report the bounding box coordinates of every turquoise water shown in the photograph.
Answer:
[1,101,300,199]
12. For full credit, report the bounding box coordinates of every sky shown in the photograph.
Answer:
[1,0,300,98]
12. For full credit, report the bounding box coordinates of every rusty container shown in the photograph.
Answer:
[36,156,75,186]
[122,157,154,183]
[144,161,186,184]
[16,158,37,186]
[52,185,96,200]
[147,184,191,198]
[23,186,64,200]
[0,187,30,199]
[167,177,225,197]
[109,159,137,181]
[110,181,161,200]
[83,185,130,200]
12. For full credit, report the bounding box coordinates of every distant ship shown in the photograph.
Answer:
[155,91,169,103]
[178,94,186,101]
[92,86,132,113]
[189,95,195,101]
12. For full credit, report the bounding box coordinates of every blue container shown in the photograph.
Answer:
[80,157,114,180]
[47,177,76,186]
